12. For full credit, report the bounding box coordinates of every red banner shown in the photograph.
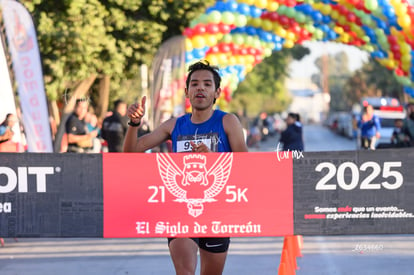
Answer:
[103,152,293,238]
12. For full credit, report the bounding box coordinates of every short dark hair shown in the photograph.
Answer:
[113,99,125,110]
[186,60,221,90]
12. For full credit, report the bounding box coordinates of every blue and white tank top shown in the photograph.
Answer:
[171,110,231,153]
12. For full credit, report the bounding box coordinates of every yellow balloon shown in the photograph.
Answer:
[246,55,255,64]
[340,33,350,44]
[267,2,279,11]
[395,4,407,16]
[284,39,295,48]
[275,25,287,37]
[286,31,296,41]
[205,35,217,47]
[320,4,332,15]
[205,54,219,65]
[261,19,273,31]
[334,26,344,35]
[185,38,193,51]
[250,18,262,28]
[330,10,340,20]
[228,56,237,65]
[397,15,411,29]
[400,43,411,54]
[245,63,253,73]
[337,15,347,26]
[218,53,228,65]
[256,0,268,9]
[234,55,244,65]
[191,35,206,48]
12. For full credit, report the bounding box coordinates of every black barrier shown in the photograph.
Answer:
[0,153,103,237]
[1,149,414,237]
[293,149,414,235]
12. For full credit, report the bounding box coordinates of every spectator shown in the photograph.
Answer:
[402,102,414,146]
[391,118,410,147]
[101,99,128,152]
[65,98,98,153]
[0,113,17,143]
[85,112,102,153]
[358,104,381,150]
[279,112,304,151]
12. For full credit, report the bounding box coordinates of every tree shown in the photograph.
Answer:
[342,58,404,107]
[311,51,353,111]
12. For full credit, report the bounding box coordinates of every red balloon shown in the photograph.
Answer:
[285,0,297,7]
[193,24,206,35]
[279,15,290,26]
[210,45,220,54]
[388,35,398,44]
[391,43,400,53]
[269,12,279,22]
[395,67,404,76]
[338,5,348,15]
[218,23,231,34]
[206,23,219,34]
[240,48,248,55]
[183,28,194,37]
[218,43,231,52]
[346,13,356,22]
[248,47,257,55]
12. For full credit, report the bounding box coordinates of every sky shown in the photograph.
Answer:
[288,41,370,79]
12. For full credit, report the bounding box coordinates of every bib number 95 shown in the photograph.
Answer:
[315,161,403,190]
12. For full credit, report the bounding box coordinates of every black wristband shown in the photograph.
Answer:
[128,120,141,127]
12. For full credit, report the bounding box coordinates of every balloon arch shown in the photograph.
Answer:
[182,0,414,109]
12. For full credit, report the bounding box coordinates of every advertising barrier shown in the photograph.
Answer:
[0,149,413,237]
[0,153,103,237]
[293,149,414,235]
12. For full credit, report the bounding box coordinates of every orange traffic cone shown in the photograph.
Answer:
[283,236,298,270]
[279,248,295,275]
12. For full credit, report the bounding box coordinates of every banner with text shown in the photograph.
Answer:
[293,149,414,235]
[103,152,293,238]
[1,0,53,152]
[0,153,103,237]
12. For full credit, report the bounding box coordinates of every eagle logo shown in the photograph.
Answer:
[156,153,233,217]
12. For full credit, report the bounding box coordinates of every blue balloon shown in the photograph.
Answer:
[237,3,250,15]
[185,52,194,63]
[311,11,323,23]
[250,6,262,18]
[246,26,257,36]
[225,0,238,12]
[322,15,331,24]
[214,1,225,12]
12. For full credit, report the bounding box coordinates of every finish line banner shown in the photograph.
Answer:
[1,149,414,237]
[293,149,414,235]
[103,152,293,238]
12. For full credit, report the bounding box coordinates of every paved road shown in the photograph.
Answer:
[1,124,413,274]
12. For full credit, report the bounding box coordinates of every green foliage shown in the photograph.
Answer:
[342,58,404,108]
[20,0,213,106]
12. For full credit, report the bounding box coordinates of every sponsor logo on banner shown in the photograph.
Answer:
[157,153,233,217]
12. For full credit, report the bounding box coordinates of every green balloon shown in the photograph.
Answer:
[234,14,247,27]
[207,11,222,24]
[364,0,378,12]
[285,7,295,18]
[295,13,306,24]
[222,11,235,25]
[278,5,287,15]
